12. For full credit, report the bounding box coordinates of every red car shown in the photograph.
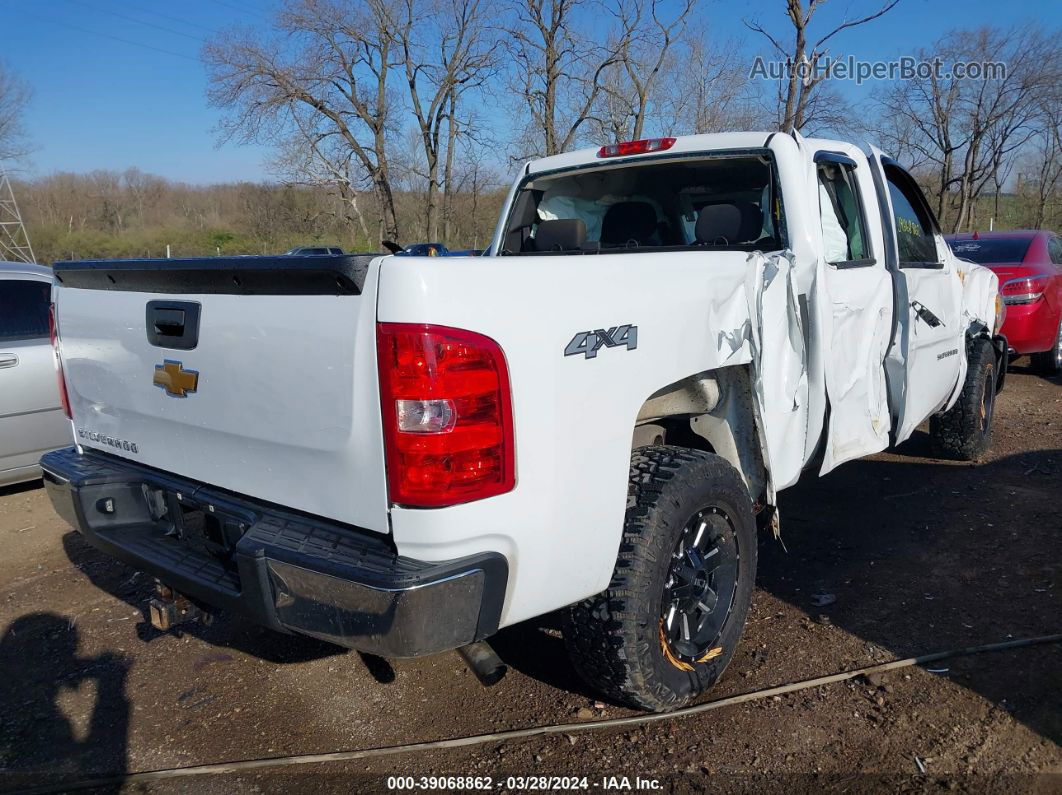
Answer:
[946,230,1062,374]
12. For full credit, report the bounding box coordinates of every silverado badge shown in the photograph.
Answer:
[153,360,199,398]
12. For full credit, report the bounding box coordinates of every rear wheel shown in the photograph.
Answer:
[930,338,997,461]
[1030,318,1062,375]
[563,446,756,712]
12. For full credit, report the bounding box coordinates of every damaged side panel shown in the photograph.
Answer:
[815,254,894,473]
[744,250,811,493]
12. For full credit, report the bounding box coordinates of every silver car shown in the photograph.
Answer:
[0,262,73,486]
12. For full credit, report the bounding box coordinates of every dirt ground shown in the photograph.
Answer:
[0,363,1059,794]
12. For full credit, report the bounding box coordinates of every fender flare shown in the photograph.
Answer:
[967,321,1008,394]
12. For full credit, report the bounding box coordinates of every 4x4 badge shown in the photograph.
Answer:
[564,325,638,359]
[153,360,199,398]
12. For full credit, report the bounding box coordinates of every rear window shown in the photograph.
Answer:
[0,278,50,341]
[947,238,1032,264]
[501,153,785,255]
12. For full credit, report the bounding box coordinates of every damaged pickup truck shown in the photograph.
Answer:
[42,131,1006,711]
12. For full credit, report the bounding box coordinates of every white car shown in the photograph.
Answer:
[41,131,1005,710]
[0,262,72,486]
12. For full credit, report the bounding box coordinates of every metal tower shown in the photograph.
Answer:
[0,168,36,264]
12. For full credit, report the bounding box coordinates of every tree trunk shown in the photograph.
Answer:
[443,94,458,244]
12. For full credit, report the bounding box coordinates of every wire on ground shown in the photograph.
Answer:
[18,632,1062,793]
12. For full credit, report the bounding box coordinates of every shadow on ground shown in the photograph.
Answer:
[0,479,44,499]
[496,447,1061,745]
[60,530,346,666]
[51,444,1061,749]
[1006,357,1062,385]
[0,613,129,794]
[764,446,1061,746]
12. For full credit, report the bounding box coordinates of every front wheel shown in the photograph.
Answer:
[930,337,997,461]
[563,446,757,712]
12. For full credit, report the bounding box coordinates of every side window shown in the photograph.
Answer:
[1049,237,1062,265]
[0,279,51,342]
[817,163,870,265]
[884,168,939,265]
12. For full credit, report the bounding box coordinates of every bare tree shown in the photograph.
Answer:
[442,101,495,241]
[0,62,32,161]
[614,0,697,140]
[392,0,497,240]
[871,26,1058,231]
[650,34,763,135]
[505,0,631,157]
[204,0,403,241]
[271,105,374,244]
[1026,98,1062,229]
[591,24,760,141]
[745,0,899,133]
[873,49,965,222]
[947,28,1055,231]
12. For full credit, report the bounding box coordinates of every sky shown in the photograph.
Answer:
[2,0,1058,185]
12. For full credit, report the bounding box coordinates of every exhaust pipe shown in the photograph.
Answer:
[458,641,507,686]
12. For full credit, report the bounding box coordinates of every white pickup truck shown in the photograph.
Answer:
[42,131,1006,711]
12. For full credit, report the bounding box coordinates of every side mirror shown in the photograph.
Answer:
[381,240,402,254]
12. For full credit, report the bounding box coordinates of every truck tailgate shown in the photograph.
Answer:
[52,256,390,533]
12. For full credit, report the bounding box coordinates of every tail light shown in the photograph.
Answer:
[597,137,676,158]
[377,323,514,507]
[1000,274,1049,305]
[48,304,72,419]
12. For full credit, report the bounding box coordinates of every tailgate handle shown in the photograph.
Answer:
[154,309,185,336]
[146,301,201,350]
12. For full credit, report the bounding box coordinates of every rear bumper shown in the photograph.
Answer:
[1001,300,1060,355]
[40,447,507,657]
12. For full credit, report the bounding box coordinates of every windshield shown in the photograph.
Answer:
[500,153,784,255]
[947,237,1032,264]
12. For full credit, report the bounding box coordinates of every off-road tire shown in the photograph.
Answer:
[563,446,757,712]
[1030,317,1062,375]
[930,337,997,461]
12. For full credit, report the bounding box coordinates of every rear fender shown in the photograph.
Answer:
[378,249,813,626]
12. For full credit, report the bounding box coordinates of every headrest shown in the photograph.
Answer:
[601,201,658,246]
[534,218,586,251]
[695,202,763,245]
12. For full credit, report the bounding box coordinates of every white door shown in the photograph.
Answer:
[874,157,964,444]
[812,148,894,473]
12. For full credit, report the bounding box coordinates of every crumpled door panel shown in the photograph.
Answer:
[744,251,809,492]
[815,256,893,473]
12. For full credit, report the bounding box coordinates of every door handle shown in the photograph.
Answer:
[911,301,944,328]
[0,353,18,369]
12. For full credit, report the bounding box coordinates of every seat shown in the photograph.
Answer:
[533,218,586,252]
[695,202,764,246]
[600,201,659,248]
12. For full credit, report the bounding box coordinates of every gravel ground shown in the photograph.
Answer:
[0,363,1058,794]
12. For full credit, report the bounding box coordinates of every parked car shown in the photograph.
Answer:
[41,131,1004,711]
[284,246,345,256]
[0,262,73,486]
[946,230,1062,373]
[399,242,448,256]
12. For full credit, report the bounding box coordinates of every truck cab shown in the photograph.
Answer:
[41,131,1004,711]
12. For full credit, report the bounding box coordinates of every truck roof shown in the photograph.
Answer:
[0,261,51,279]
[525,132,778,175]
[525,131,875,177]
